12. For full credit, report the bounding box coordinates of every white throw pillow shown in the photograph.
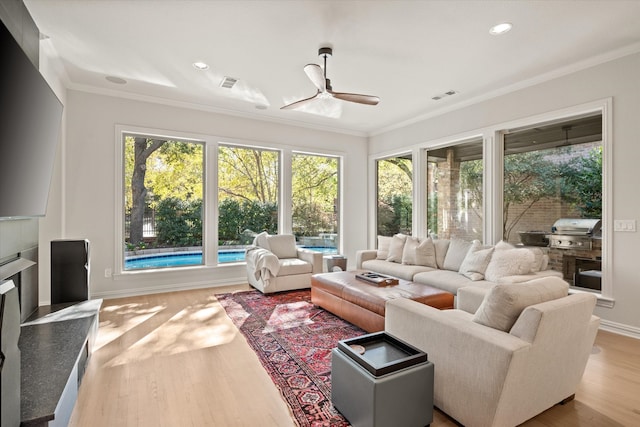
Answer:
[459,241,494,281]
[402,236,420,265]
[443,239,473,272]
[376,235,393,260]
[266,234,298,259]
[525,246,545,272]
[484,241,534,282]
[415,237,437,268]
[386,234,407,263]
[253,231,270,250]
[472,277,569,332]
[433,239,450,269]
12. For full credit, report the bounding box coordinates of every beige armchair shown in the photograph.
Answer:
[245,232,322,293]
[385,277,599,427]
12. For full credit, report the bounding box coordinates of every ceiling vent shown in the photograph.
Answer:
[220,76,238,89]
[432,90,457,101]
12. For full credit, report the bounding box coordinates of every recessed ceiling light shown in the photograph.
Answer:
[489,22,513,35]
[105,76,127,84]
[193,62,209,70]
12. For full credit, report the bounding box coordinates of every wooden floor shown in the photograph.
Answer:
[70,286,640,427]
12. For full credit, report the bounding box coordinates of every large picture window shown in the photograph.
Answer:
[123,135,204,270]
[292,153,340,254]
[217,145,279,263]
[376,154,413,236]
[426,138,484,241]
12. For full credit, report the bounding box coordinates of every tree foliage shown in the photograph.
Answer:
[155,198,202,246]
[377,157,413,235]
[292,154,338,236]
[218,146,278,203]
[560,146,602,218]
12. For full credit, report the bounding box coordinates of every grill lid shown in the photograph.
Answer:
[551,218,601,236]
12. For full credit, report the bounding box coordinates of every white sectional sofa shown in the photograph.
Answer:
[356,234,562,302]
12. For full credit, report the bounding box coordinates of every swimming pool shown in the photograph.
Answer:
[125,246,338,270]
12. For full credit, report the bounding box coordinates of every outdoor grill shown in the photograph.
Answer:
[547,218,602,250]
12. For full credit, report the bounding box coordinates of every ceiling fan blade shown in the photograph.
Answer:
[280,92,320,110]
[331,91,380,105]
[304,64,326,92]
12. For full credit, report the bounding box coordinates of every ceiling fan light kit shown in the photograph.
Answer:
[281,46,380,110]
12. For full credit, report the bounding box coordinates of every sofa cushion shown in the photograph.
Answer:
[484,241,534,282]
[459,241,494,281]
[266,234,298,259]
[386,234,407,263]
[472,277,569,332]
[524,246,545,272]
[376,235,393,260]
[413,269,493,295]
[443,239,473,271]
[433,239,450,269]
[278,257,313,275]
[361,259,434,281]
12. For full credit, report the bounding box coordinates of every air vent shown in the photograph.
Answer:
[432,90,457,101]
[220,77,238,89]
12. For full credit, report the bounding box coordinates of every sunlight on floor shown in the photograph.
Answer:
[94,302,166,351]
[264,301,316,333]
[105,297,238,367]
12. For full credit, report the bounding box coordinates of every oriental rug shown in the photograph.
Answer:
[218,289,365,427]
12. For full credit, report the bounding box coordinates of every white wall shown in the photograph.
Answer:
[369,52,640,335]
[45,90,368,299]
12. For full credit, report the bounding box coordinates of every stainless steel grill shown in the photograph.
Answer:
[548,218,601,250]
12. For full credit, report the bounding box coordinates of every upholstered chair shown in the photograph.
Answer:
[245,232,322,293]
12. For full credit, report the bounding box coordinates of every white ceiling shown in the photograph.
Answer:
[24,0,640,136]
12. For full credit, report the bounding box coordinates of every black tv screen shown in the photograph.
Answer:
[0,19,63,218]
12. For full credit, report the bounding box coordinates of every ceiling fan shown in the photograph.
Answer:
[281,47,380,110]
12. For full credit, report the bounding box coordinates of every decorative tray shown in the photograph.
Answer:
[355,271,399,286]
[338,332,427,377]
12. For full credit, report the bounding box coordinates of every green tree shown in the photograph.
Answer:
[128,137,165,245]
[377,157,413,235]
[292,155,338,237]
[561,146,602,218]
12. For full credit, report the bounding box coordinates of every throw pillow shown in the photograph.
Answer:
[472,277,569,332]
[402,236,420,265]
[525,247,545,272]
[415,237,437,268]
[253,231,270,250]
[386,234,407,263]
[442,239,473,272]
[433,239,450,269]
[376,235,393,260]
[266,234,298,259]
[459,241,494,281]
[484,241,534,282]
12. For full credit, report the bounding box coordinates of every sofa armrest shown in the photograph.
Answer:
[456,286,489,314]
[297,248,323,274]
[356,250,377,269]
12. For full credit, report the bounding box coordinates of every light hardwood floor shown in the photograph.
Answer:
[70,286,640,427]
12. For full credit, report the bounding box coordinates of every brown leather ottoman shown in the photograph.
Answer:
[311,270,454,332]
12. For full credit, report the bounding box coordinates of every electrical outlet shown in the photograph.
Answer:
[104,268,112,278]
[614,219,636,232]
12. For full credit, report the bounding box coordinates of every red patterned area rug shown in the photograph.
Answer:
[218,289,365,427]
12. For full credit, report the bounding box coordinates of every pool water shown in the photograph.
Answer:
[125,246,337,270]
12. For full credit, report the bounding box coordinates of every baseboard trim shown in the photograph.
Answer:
[91,276,248,299]
[599,319,640,339]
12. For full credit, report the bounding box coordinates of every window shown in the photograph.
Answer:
[426,138,484,241]
[217,144,279,262]
[502,114,603,290]
[123,135,204,270]
[291,153,340,254]
[376,154,413,236]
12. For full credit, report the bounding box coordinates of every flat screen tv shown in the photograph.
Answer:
[0,19,63,218]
